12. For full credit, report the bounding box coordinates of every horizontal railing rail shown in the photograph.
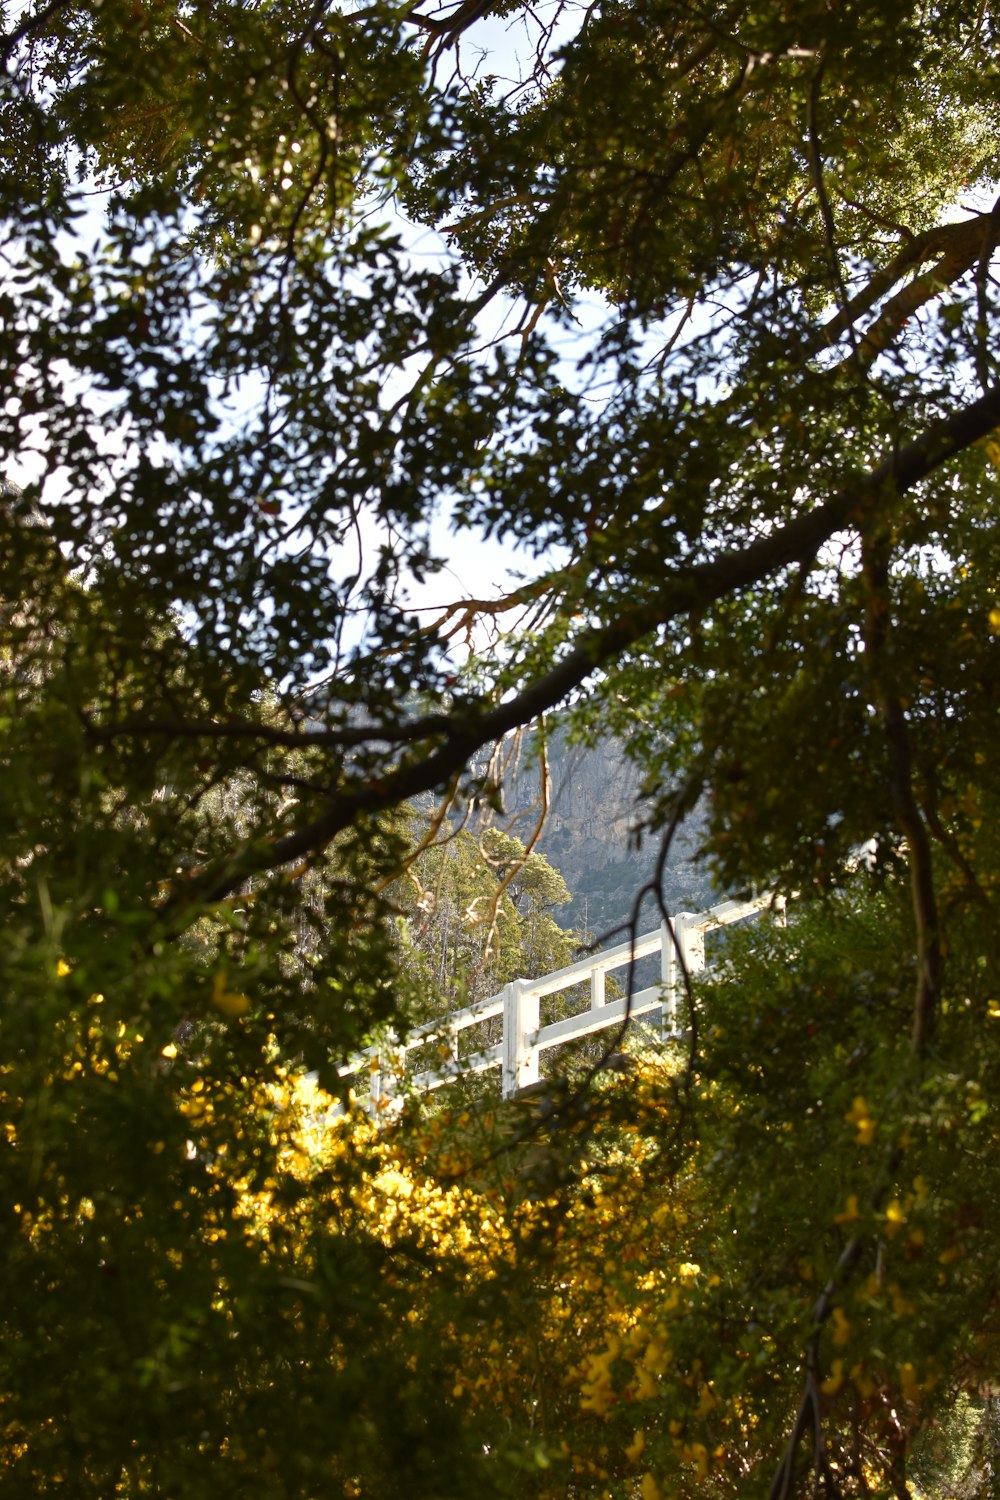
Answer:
[339,894,784,1113]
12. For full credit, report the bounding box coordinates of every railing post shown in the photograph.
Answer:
[661,914,707,1035]
[683,922,706,978]
[661,916,681,1036]
[590,965,606,1010]
[369,1032,405,1118]
[502,979,539,1098]
[387,1033,406,1111]
[368,1048,383,1118]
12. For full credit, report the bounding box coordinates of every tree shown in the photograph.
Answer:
[3,0,1000,1493]
[395,824,576,1003]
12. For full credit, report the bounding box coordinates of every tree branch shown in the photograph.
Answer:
[802,210,1000,368]
[861,531,941,1055]
[0,0,72,67]
[158,383,1000,920]
[806,61,852,336]
[84,712,463,752]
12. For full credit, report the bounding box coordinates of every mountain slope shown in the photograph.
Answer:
[495,730,716,940]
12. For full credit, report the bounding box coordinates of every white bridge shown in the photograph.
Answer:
[342,894,783,1111]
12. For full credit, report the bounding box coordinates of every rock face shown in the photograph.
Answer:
[494,730,716,940]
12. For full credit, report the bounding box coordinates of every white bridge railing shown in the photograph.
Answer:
[341,894,784,1112]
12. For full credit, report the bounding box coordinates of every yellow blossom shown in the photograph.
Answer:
[820,1359,845,1397]
[682,1442,710,1479]
[833,1194,861,1226]
[696,1382,717,1418]
[211,971,251,1019]
[580,1340,620,1416]
[831,1307,851,1347]
[625,1431,645,1462]
[898,1361,921,1403]
[884,1199,906,1236]
[640,1475,663,1500]
[890,1283,915,1317]
[642,1338,670,1375]
[844,1095,876,1145]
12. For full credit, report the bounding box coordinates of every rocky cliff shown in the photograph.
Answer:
[494,730,716,941]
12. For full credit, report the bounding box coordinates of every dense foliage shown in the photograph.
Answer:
[3,0,1000,1493]
[397,824,577,1008]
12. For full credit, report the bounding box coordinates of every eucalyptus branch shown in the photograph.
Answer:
[830,210,1000,376]
[802,209,1000,368]
[372,771,462,897]
[471,725,551,976]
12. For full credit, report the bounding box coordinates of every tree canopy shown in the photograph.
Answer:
[3,0,1000,1494]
